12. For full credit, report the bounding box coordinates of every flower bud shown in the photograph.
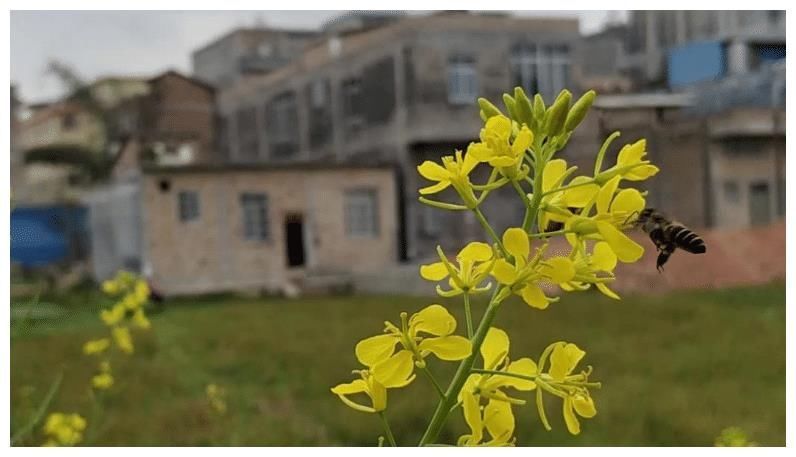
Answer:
[565,90,596,132]
[545,90,572,137]
[478,97,503,121]
[533,94,546,124]
[513,87,533,128]
[502,93,518,122]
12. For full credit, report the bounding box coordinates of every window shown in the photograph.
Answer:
[266,91,299,158]
[310,80,328,109]
[447,55,477,105]
[345,189,379,237]
[241,193,269,241]
[236,107,260,161]
[749,182,771,226]
[723,180,740,204]
[420,203,441,237]
[510,44,570,101]
[342,77,364,133]
[178,191,200,222]
[61,113,77,131]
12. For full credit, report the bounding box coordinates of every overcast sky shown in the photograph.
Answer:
[11,10,628,104]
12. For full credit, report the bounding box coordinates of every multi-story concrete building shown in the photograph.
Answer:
[215,11,583,260]
[191,27,318,88]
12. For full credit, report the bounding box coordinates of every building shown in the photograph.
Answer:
[89,164,398,295]
[215,11,583,260]
[112,70,218,176]
[191,27,318,88]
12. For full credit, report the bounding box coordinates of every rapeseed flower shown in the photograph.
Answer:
[468,115,533,180]
[535,159,600,233]
[546,342,597,435]
[595,139,659,184]
[42,412,86,447]
[82,338,110,356]
[417,149,479,208]
[91,361,114,390]
[331,351,416,413]
[111,326,134,354]
[420,242,494,297]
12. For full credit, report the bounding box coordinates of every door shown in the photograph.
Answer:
[285,213,305,268]
[749,181,771,226]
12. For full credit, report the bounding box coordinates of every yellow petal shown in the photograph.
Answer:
[592,241,617,272]
[486,115,512,139]
[355,334,399,367]
[617,139,646,166]
[369,378,388,411]
[462,149,480,175]
[502,227,529,261]
[419,180,451,195]
[372,350,415,388]
[458,242,493,262]
[489,156,518,168]
[596,221,644,263]
[596,282,621,300]
[542,257,576,284]
[511,126,533,156]
[467,142,493,162]
[491,259,518,285]
[417,161,449,181]
[501,358,538,391]
[596,176,621,214]
[419,335,472,361]
[481,327,510,370]
[543,159,568,193]
[521,283,549,310]
[610,188,645,215]
[484,399,515,443]
[462,389,483,444]
[420,262,449,281]
[573,394,597,418]
[625,164,659,181]
[331,379,368,395]
[549,343,585,381]
[563,396,581,435]
[562,177,600,207]
[410,304,456,336]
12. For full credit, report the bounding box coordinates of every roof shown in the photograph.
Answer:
[594,93,695,109]
[142,161,398,175]
[148,69,217,93]
[192,26,318,56]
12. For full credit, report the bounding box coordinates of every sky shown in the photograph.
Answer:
[10,10,628,104]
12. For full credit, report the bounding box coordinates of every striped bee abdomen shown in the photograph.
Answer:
[666,224,706,254]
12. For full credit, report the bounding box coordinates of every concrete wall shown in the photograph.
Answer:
[140,167,398,295]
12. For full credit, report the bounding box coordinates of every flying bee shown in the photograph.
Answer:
[630,208,706,272]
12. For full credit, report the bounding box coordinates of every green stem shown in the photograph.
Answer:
[378,411,398,447]
[511,180,535,232]
[462,293,473,339]
[529,229,573,239]
[418,289,505,446]
[11,371,64,445]
[524,161,545,234]
[421,366,446,399]
[472,208,505,256]
[471,369,539,383]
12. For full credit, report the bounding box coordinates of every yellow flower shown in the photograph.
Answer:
[560,241,620,300]
[101,279,120,295]
[468,115,533,180]
[458,328,536,445]
[42,412,86,446]
[82,338,110,356]
[134,280,150,303]
[490,228,576,309]
[206,384,227,415]
[100,303,126,326]
[417,149,479,207]
[92,360,113,389]
[535,159,600,232]
[420,242,494,297]
[132,308,151,330]
[596,139,659,183]
[547,342,597,435]
[331,351,416,413]
[565,176,645,263]
[355,304,472,370]
[112,326,134,354]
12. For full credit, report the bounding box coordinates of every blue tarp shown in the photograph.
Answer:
[10,205,89,267]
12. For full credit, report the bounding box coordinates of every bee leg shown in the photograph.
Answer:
[656,246,673,272]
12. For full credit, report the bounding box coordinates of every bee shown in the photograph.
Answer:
[631,208,706,272]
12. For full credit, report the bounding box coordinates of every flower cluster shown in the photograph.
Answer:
[206,384,228,415]
[332,87,659,446]
[41,412,86,447]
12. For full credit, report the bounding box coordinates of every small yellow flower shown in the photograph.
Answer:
[134,280,150,303]
[206,384,227,415]
[459,328,536,445]
[596,139,659,184]
[560,241,620,299]
[469,115,533,180]
[535,158,600,232]
[490,228,576,309]
[101,279,120,295]
[417,149,479,207]
[547,342,597,435]
[565,176,645,263]
[331,351,416,413]
[92,371,114,390]
[112,326,134,354]
[132,308,151,330]
[82,338,110,356]
[42,412,86,446]
[420,242,494,297]
[355,304,472,370]
[100,303,126,327]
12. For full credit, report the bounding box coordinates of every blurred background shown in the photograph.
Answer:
[10,10,785,446]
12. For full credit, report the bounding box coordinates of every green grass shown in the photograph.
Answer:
[10,282,785,446]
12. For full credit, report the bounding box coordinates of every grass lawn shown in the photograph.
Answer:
[10,282,785,446]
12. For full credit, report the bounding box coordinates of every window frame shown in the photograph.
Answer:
[447,55,478,106]
[177,190,200,223]
[344,188,380,238]
[240,193,270,241]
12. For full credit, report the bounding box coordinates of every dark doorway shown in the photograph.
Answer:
[285,213,305,268]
